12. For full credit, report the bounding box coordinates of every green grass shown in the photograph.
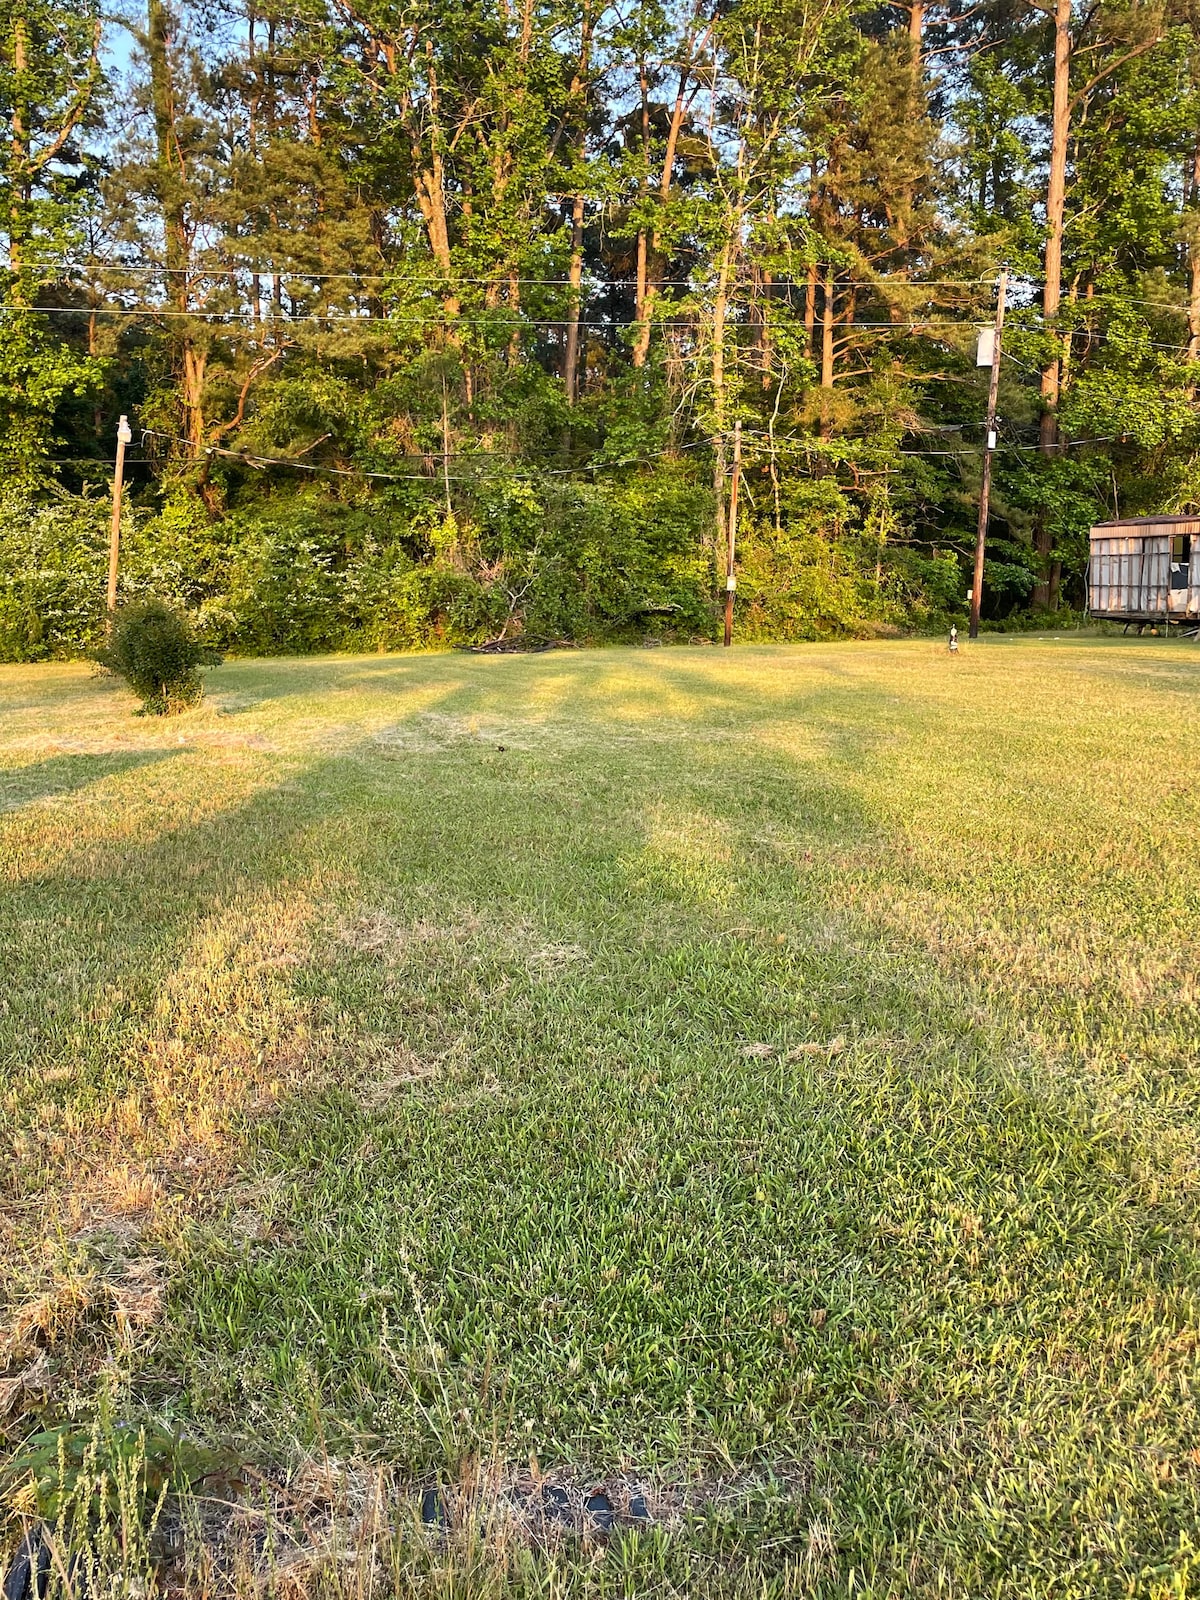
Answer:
[2,638,1200,1597]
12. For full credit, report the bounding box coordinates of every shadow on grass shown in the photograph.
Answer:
[0,749,182,812]
[4,651,1199,1596]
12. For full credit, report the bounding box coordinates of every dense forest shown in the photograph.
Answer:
[1,0,1198,655]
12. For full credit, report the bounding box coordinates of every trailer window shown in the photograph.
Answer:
[1170,533,1191,590]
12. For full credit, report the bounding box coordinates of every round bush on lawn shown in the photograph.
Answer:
[97,600,214,715]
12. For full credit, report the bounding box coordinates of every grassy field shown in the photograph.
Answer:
[2,637,1199,1598]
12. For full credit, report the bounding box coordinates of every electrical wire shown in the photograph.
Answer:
[119,423,1137,483]
[135,425,719,481]
[14,304,1194,358]
[18,305,994,330]
[736,428,1134,457]
[43,424,1144,481]
[22,262,1200,312]
[35,260,1004,291]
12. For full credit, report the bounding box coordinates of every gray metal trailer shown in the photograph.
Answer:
[1088,515,1200,631]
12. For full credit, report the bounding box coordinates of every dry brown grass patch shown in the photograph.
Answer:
[336,905,587,980]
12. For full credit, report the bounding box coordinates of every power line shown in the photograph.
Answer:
[1035,290,1198,312]
[18,304,994,330]
[738,428,1134,458]
[136,425,718,481]
[1005,328,1192,355]
[123,423,1137,481]
[41,426,1146,483]
[37,264,1200,310]
[15,305,1194,355]
[18,306,639,327]
[21,265,1200,310]
[37,260,1003,291]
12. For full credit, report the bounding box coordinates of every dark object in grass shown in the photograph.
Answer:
[584,1490,615,1531]
[0,1528,86,1600]
[540,1485,572,1525]
[420,1486,447,1528]
[95,601,219,716]
[628,1490,650,1523]
[2,1527,51,1600]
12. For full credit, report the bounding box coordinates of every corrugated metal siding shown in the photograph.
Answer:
[1089,520,1200,619]
[1090,534,1168,617]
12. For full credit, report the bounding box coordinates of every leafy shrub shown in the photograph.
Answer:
[96,600,215,714]
[222,514,345,654]
[0,493,112,660]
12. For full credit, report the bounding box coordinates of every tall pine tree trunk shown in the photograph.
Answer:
[147,0,204,455]
[266,19,284,330]
[633,66,693,370]
[819,264,836,439]
[1034,0,1071,608]
[410,41,459,327]
[182,345,207,454]
[564,190,585,402]
[632,60,652,369]
[711,233,733,560]
[8,6,29,293]
[562,4,593,403]
[1040,0,1071,436]
[1188,127,1200,364]
[508,270,521,364]
[820,265,836,389]
[247,9,262,323]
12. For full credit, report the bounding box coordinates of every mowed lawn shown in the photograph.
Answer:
[2,638,1200,1597]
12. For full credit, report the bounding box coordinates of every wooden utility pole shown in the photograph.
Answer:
[723,421,741,648]
[970,268,1007,640]
[107,415,133,615]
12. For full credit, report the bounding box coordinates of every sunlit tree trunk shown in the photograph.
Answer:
[633,61,694,370]
[147,0,204,455]
[804,260,817,354]
[8,7,29,291]
[632,59,652,368]
[1188,128,1200,364]
[266,18,283,328]
[1033,0,1071,608]
[1039,0,1071,450]
[247,8,261,324]
[564,190,586,402]
[820,265,836,389]
[710,232,733,557]
[563,4,593,403]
